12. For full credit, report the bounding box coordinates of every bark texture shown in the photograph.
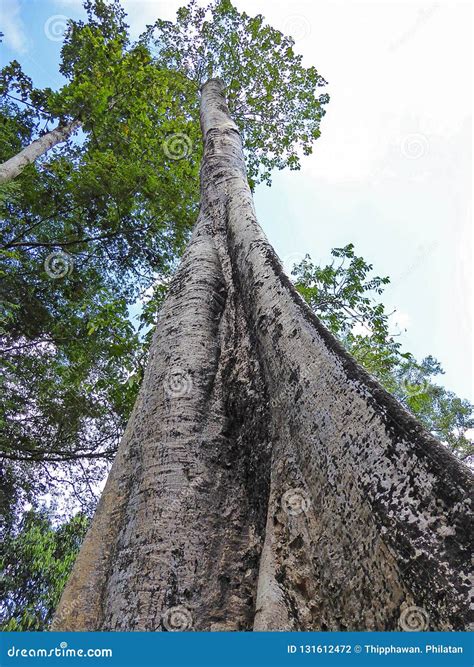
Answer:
[54,79,473,632]
[0,120,81,184]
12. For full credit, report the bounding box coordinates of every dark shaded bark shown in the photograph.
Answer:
[53,79,472,632]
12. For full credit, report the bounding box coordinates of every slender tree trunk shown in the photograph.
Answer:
[53,79,472,632]
[0,120,81,184]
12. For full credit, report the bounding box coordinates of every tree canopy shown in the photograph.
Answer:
[146,0,329,186]
[0,0,200,527]
[0,510,88,630]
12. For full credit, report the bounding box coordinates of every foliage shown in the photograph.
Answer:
[0,0,330,528]
[0,0,198,527]
[145,0,329,186]
[0,0,330,621]
[293,245,474,462]
[0,0,469,628]
[0,510,89,630]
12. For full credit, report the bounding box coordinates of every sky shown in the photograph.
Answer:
[1,0,472,401]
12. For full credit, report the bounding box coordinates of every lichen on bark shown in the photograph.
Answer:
[53,79,473,632]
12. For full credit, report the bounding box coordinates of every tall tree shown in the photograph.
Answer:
[54,1,471,631]
[4,243,472,629]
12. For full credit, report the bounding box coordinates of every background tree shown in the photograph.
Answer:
[292,247,474,463]
[0,0,199,528]
[0,510,88,630]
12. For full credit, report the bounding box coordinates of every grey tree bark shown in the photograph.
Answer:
[0,120,81,185]
[53,79,472,632]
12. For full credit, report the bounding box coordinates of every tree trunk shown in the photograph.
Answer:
[0,120,81,184]
[53,79,472,632]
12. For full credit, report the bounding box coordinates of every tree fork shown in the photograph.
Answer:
[54,79,472,632]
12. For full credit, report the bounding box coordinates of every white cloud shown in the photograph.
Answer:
[0,0,29,54]
[121,0,181,38]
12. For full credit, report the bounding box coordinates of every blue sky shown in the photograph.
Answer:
[1,0,472,401]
